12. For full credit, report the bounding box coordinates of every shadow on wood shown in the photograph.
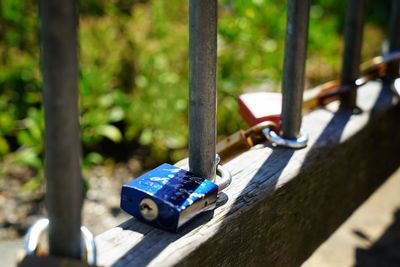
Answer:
[355,209,400,267]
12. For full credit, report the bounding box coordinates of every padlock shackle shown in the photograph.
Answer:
[215,164,232,191]
[181,154,232,192]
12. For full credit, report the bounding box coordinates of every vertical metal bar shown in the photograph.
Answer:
[340,0,365,109]
[280,0,311,139]
[188,0,217,181]
[40,0,82,259]
[388,0,400,77]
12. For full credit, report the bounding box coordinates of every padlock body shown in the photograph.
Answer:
[239,92,282,127]
[121,163,218,232]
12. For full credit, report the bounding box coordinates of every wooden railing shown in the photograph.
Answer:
[94,81,400,267]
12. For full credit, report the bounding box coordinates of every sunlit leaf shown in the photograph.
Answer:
[85,152,104,165]
[13,148,42,170]
[0,137,10,155]
[96,125,122,143]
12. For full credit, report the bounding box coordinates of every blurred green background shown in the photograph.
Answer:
[0,0,391,187]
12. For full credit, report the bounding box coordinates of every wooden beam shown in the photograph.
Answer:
[95,81,400,267]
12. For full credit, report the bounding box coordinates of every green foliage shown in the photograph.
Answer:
[0,0,389,186]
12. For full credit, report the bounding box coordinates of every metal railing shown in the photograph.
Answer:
[24,0,400,264]
[40,0,82,260]
[188,0,218,182]
[280,0,310,140]
[340,0,365,109]
[389,0,400,77]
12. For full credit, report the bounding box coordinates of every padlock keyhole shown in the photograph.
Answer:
[140,203,152,211]
[139,198,158,221]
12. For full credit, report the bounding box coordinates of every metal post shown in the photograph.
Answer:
[280,0,311,139]
[188,0,217,181]
[388,0,400,77]
[40,0,82,259]
[340,0,365,109]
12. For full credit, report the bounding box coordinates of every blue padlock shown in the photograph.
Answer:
[121,163,231,232]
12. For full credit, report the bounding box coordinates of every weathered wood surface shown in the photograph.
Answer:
[95,81,400,267]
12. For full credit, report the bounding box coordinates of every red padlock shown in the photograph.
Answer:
[239,92,282,128]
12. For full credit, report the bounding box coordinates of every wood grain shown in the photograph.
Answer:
[95,81,400,267]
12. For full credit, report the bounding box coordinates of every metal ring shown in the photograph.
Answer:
[25,218,97,265]
[262,127,309,149]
